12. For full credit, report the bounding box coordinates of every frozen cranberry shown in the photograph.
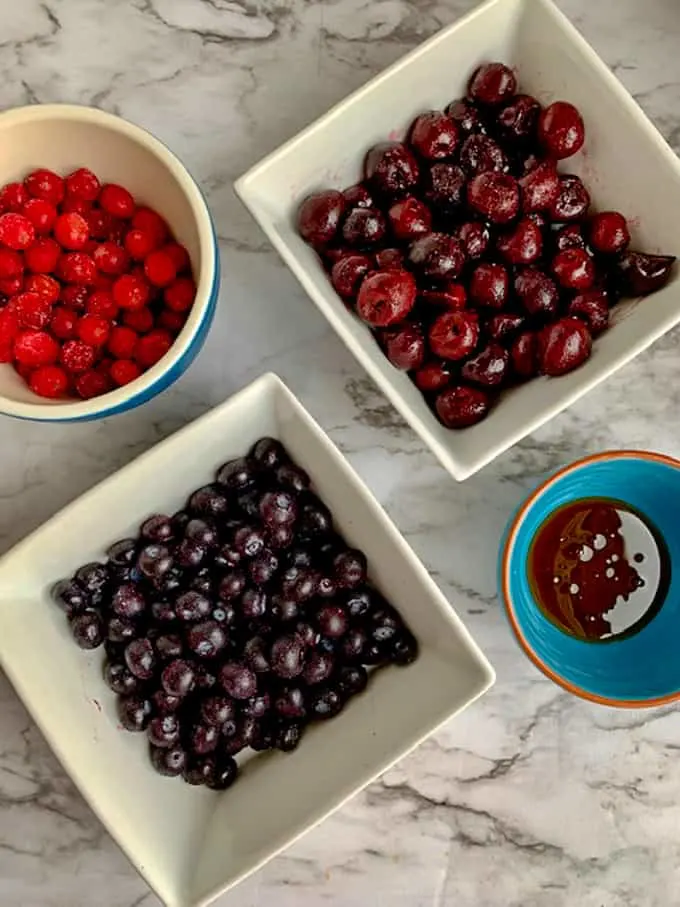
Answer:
[539,101,585,159]
[125,228,156,260]
[113,273,150,310]
[382,323,425,370]
[0,182,27,212]
[341,207,386,248]
[356,269,416,326]
[496,218,543,264]
[538,317,592,376]
[364,142,419,198]
[588,211,630,255]
[0,275,22,296]
[459,134,507,175]
[25,274,60,303]
[125,638,156,680]
[14,330,59,366]
[519,161,560,213]
[568,290,610,335]
[420,282,466,310]
[445,98,487,134]
[486,312,525,343]
[388,197,432,242]
[14,292,51,330]
[0,308,18,344]
[469,262,509,309]
[0,248,22,279]
[552,248,595,290]
[150,745,187,777]
[614,251,676,296]
[61,284,89,310]
[60,339,96,374]
[435,385,490,428]
[22,197,57,234]
[93,241,129,275]
[374,248,403,270]
[164,277,195,312]
[29,364,69,398]
[77,314,110,348]
[424,163,466,215]
[467,172,520,224]
[429,311,479,360]
[468,62,517,105]
[48,307,77,341]
[514,268,559,317]
[461,343,510,387]
[135,329,173,367]
[497,94,541,144]
[75,369,110,399]
[24,169,64,205]
[342,184,373,209]
[158,308,186,334]
[409,111,459,160]
[408,233,465,280]
[298,190,346,247]
[0,212,35,250]
[454,221,490,260]
[414,359,453,393]
[59,252,96,284]
[550,175,590,221]
[99,184,135,218]
[66,168,101,201]
[107,325,137,359]
[86,289,118,320]
[333,548,367,588]
[53,212,89,250]
[24,237,59,274]
[330,254,372,300]
[132,207,168,245]
[144,249,178,286]
[110,359,141,386]
[554,223,587,252]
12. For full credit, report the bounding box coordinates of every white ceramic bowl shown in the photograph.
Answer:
[0,105,219,421]
[236,0,680,481]
[0,373,493,907]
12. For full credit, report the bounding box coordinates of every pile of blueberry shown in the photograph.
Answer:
[52,437,418,790]
[296,62,676,429]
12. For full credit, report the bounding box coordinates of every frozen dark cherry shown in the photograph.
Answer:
[552,248,596,290]
[364,142,420,198]
[538,102,585,160]
[486,312,525,343]
[497,94,541,145]
[458,134,507,175]
[388,197,432,242]
[568,290,610,335]
[435,386,490,428]
[467,63,517,106]
[429,311,479,360]
[341,207,386,248]
[382,323,425,370]
[424,163,466,215]
[496,218,543,265]
[550,175,590,222]
[467,172,520,224]
[409,111,459,160]
[414,360,453,393]
[511,330,540,379]
[461,343,510,387]
[445,98,487,135]
[331,254,372,300]
[554,223,588,253]
[514,268,559,317]
[519,161,560,213]
[356,269,417,327]
[588,212,630,255]
[469,262,509,309]
[454,222,490,260]
[538,317,592,376]
[408,233,465,280]
[614,251,676,296]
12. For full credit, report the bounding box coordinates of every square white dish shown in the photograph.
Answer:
[235,0,680,481]
[0,373,494,907]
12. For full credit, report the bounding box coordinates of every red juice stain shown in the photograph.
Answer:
[528,498,644,640]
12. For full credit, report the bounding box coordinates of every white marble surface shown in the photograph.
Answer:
[1,0,680,904]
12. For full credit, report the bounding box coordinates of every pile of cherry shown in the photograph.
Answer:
[0,167,196,400]
[297,62,676,429]
[52,437,417,790]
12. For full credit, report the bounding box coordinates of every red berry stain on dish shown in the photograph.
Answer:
[528,499,645,640]
[0,167,195,399]
[295,61,677,430]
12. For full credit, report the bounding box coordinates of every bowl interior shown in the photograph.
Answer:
[237,0,680,480]
[0,109,204,408]
[0,374,492,907]
[501,452,680,705]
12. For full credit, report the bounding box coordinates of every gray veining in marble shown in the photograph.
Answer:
[2,0,680,905]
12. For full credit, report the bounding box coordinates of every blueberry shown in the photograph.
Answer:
[275,721,304,752]
[302,650,335,685]
[176,538,207,569]
[155,633,184,660]
[175,592,211,623]
[148,714,180,748]
[275,463,310,492]
[259,490,298,528]
[124,638,156,680]
[74,562,109,596]
[208,756,238,790]
[183,754,217,786]
[52,579,88,616]
[111,583,146,620]
[216,456,258,490]
[185,518,219,548]
[337,665,368,697]
[243,636,270,674]
[333,549,367,589]
[220,662,257,699]
[150,744,187,777]
[250,437,288,470]
[140,515,174,543]
[161,659,196,697]
[188,485,229,519]
[239,589,268,620]
[187,621,227,659]
[390,630,419,665]
[106,538,137,567]
[70,611,104,649]
[270,635,305,679]
[316,605,349,639]
[106,616,138,643]
[274,684,307,719]
[190,723,220,755]
[308,686,344,720]
[219,571,247,602]
[118,695,152,732]
[201,696,236,727]
[104,661,139,696]
[137,544,173,582]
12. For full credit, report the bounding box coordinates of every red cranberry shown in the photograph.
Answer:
[514,268,559,317]
[538,317,592,376]
[445,98,487,135]
[467,172,520,224]
[408,233,465,280]
[0,213,35,250]
[414,359,453,392]
[588,211,630,255]
[375,248,403,269]
[486,312,525,343]
[554,223,588,252]
[30,365,69,398]
[297,190,346,247]
[538,102,585,159]
[469,262,509,309]
[25,168,65,205]
[409,111,459,160]
[364,142,420,198]
[454,222,490,260]
[424,163,466,215]
[388,197,432,242]
[435,385,490,428]
[614,251,676,296]
[461,342,510,387]
[99,184,135,218]
[568,290,610,335]
[550,175,590,221]
[511,331,540,379]
[496,218,543,265]
[356,269,416,326]
[519,161,560,213]
[330,253,372,299]
[341,207,386,248]
[420,282,466,310]
[382,323,425,370]
[467,63,517,106]
[66,168,100,201]
[497,94,541,144]
[552,248,595,290]
[459,134,508,175]
[429,311,479,360]
[342,183,373,208]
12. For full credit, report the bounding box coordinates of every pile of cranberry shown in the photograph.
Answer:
[0,167,196,400]
[297,62,676,429]
[52,437,417,789]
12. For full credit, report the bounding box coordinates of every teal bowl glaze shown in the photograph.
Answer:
[499,450,680,707]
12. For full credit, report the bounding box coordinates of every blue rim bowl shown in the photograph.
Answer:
[0,105,219,421]
[499,450,680,708]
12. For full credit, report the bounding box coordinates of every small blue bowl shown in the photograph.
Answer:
[0,105,219,422]
[499,450,680,707]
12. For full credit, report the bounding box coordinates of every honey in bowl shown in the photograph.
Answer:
[527,498,670,641]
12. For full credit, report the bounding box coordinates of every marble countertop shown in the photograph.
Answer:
[2,0,680,904]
